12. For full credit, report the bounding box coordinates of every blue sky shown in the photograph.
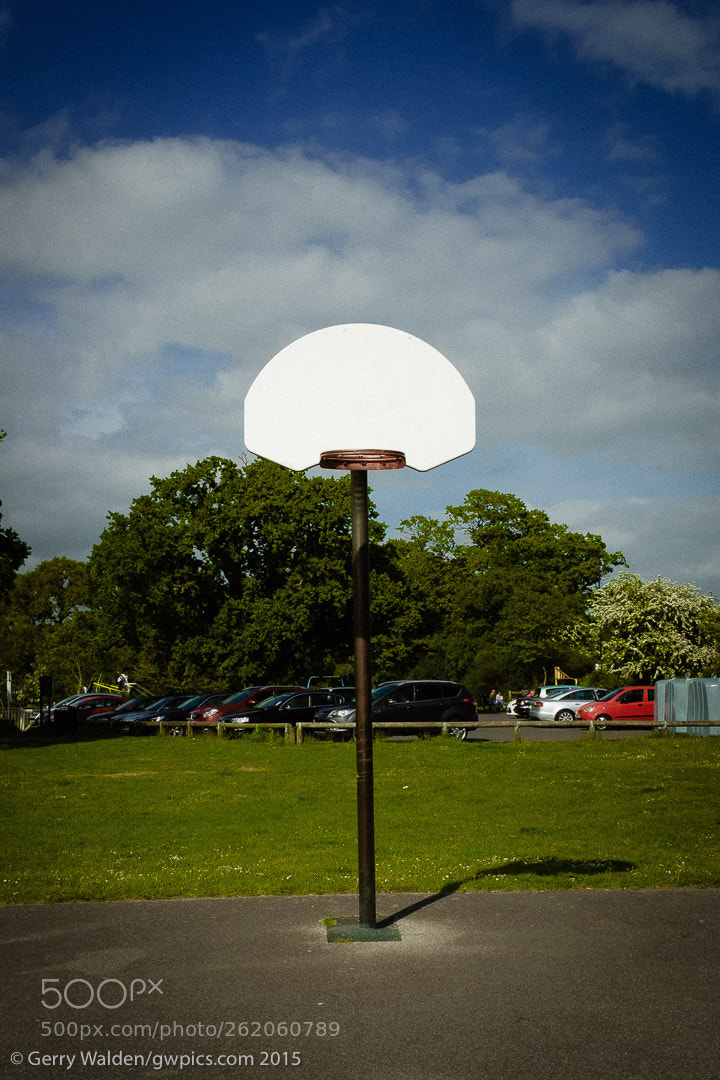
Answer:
[1,0,719,594]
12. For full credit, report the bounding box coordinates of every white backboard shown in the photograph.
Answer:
[244,323,475,472]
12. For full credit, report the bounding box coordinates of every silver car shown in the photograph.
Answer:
[527,687,610,722]
[507,684,577,717]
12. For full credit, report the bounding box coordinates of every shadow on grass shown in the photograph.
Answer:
[0,725,125,750]
[474,857,637,878]
[378,857,636,927]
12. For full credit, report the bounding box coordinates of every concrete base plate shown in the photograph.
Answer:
[326,917,401,942]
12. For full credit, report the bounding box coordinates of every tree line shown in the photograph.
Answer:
[1,453,718,705]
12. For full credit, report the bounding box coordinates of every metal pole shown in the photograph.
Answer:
[351,469,376,929]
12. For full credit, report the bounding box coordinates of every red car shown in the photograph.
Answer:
[189,685,306,724]
[48,693,129,731]
[576,686,655,723]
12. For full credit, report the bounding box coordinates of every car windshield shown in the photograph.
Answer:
[598,689,620,700]
[182,694,220,709]
[371,683,402,702]
[143,696,177,710]
[175,694,206,709]
[222,686,263,704]
[169,695,201,708]
[255,694,293,710]
[113,698,151,714]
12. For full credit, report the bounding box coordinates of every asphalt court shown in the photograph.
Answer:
[2,888,719,1079]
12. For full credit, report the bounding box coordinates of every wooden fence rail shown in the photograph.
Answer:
[5,710,718,739]
[102,717,719,742]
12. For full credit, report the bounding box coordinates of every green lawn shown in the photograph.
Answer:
[1,730,719,903]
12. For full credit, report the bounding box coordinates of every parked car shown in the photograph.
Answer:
[30,694,86,724]
[91,696,156,724]
[111,695,190,733]
[325,680,477,739]
[526,687,610,722]
[577,686,656,723]
[223,690,353,732]
[189,685,306,725]
[121,693,228,734]
[49,693,128,731]
[510,684,577,717]
[160,692,227,722]
[312,687,356,733]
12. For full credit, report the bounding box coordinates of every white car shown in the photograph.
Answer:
[526,688,610,722]
[507,684,577,717]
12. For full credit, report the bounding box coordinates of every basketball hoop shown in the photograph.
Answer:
[319,450,406,470]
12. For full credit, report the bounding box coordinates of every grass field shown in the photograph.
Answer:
[1,730,719,903]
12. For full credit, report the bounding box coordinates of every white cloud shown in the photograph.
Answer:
[510,0,720,98]
[368,111,411,140]
[1,433,189,565]
[0,136,717,579]
[606,124,658,163]
[257,4,365,76]
[477,116,560,165]
[0,137,639,398]
[517,267,720,469]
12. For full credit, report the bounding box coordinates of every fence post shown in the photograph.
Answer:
[514,722,521,743]
[296,723,303,745]
[588,720,595,740]
[217,722,224,739]
[285,724,295,745]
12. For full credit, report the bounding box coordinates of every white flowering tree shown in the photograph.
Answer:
[584,573,720,683]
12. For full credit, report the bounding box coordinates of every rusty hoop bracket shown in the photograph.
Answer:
[319,449,406,471]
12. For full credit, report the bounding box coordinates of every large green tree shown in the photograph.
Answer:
[2,452,633,701]
[581,573,720,683]
[0,557,102,703]
[87,456,414,689]
[397,490,626,691]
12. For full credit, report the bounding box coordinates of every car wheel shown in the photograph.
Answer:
[555,709,575,722]
[594,714,612,724]
[448,726,467,740]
